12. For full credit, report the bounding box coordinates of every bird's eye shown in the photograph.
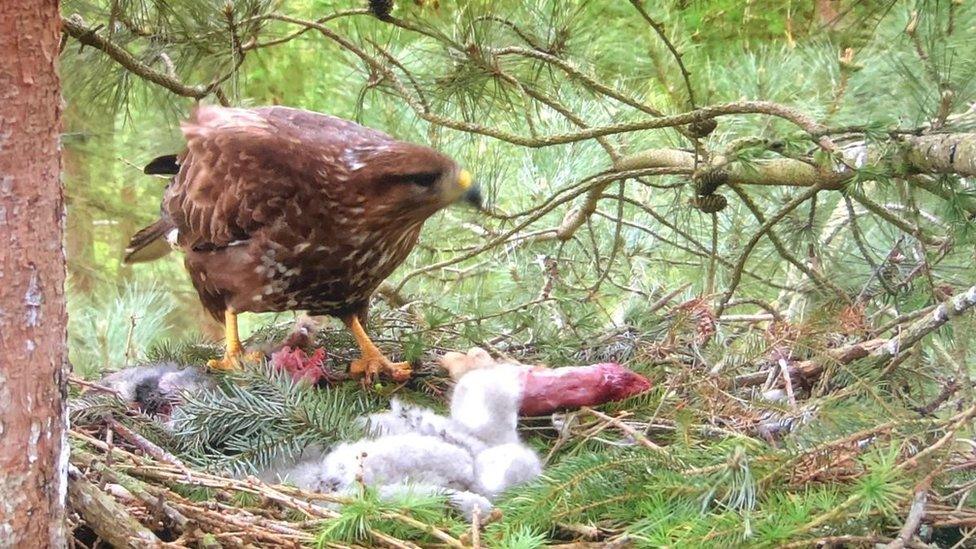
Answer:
[413,173,440,187]
[399,172,439,188]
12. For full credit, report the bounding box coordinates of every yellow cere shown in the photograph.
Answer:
[458,169,472,190]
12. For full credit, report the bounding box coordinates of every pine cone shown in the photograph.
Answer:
[692,167,729,196]
[687,118,718,138]
[368,0,394,20]
[691,194,728,213]
[672,298,716,346]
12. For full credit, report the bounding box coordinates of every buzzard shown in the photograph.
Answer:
[125,106,481,381]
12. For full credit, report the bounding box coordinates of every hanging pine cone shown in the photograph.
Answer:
[691,194,728,213]
[692,167,729,196]
[687,117,718,138]
[368,0,394,20]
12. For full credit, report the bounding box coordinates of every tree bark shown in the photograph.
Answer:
[0,1,68,547]
[66,466,161,548]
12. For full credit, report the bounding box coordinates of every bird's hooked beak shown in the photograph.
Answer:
[457,169,483,211]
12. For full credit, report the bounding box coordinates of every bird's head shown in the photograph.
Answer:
[356,143,483,222]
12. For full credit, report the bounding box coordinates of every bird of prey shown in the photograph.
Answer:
[125,105,481,381]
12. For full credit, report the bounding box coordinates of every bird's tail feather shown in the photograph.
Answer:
[124,219,176,264]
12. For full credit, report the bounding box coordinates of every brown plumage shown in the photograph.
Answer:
[127,105,481,380]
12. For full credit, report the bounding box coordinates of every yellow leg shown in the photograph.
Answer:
[206,310,263,371]
[343,315,412,383]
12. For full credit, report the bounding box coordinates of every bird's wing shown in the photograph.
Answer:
[164,106,394,251]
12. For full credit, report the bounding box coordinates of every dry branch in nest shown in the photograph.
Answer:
[732,284,976,390]
[69,426,409,548]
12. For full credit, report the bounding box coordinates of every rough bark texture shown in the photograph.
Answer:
[903,133,976,177]
[66,466,161,548]
[0,1,68,547]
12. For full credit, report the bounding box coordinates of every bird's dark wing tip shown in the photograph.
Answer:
[144,154,180,175]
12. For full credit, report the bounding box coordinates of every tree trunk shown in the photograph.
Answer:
[0,1,68,547]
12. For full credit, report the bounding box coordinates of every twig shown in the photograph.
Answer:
[392,167,687,291]
[69,375,122,396]
[737,285,976,389]
[470,505,481,549]
[379,511,465,548]
[872,304,938,337]
[212,14,834,150]
[123,314,137,368]
[471,15,545,50]
[732,184,848,303]
[717,184,829,317]
[491,46,664,117]
[72,447,191,532]
[647,283,692,315]
[627,0,696,109]
[588,181,626,293]
[104,416,188,471]
[724,299,783,321]
[886,488,928,548]
[850,191,941,247]
[582,407,667,453]
[858,236,906,303]
[872,285,976,368]
[67,465,162,547]
[846,196,898,299]
[61,15,221,103]
[896,403,976,472]
[597,199,798,292]
[780,535,908,549]
[243,9,370,50]
[732,339,886,389]
[706,212,718,295]
[778,359,797,407]
[910,378,959,416]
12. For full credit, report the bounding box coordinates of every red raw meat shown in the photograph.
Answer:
[271,346,328,385]
[517,363,651,416]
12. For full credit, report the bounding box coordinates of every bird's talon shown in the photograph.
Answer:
[243,350,265,363]
[350,356,412,383]
[388,362,413,383]
[206,356,240,372]
[206,350,263,372]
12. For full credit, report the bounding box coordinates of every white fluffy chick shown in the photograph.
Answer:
[284,434,476,494]
[274,456,493,520]
[449,364,523,447]
[365,399,488,455]
[473,443,543,499]
[365,398,455,438]
[257,444,328,488]
[268,360,541,520]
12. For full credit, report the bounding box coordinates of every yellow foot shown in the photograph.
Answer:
[349,355,412,384]
[207,350,264,372]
